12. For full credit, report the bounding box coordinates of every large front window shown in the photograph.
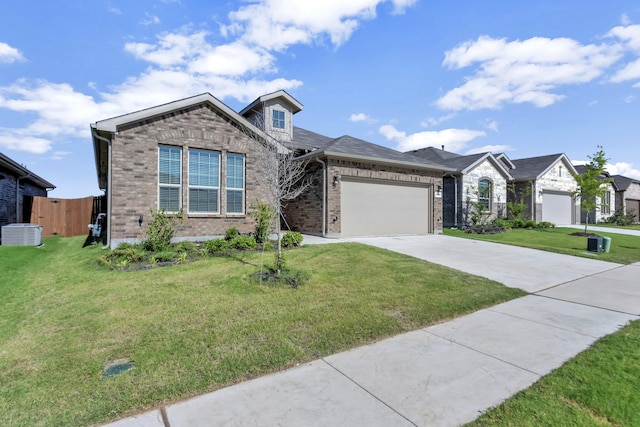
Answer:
[189,149,220,213]
[226,153,245,214]
[158,145,181,212]
[272,109,285,129]
[478,179,492,211]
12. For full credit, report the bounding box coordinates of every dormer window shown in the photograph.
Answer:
[558,165,563,177]
[272,109,285,129]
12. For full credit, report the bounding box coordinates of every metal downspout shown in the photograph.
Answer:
[531,181,536,221]
[316,158,326,236]
[92,130,113,248]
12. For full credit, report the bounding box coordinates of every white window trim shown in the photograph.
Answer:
[272,108,286,131]
[158,145,182,213]
[226,153,245,215]
[188,148,220,215]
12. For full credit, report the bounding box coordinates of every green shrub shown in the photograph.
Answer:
[536,221,555,229]
[605,208,637,226]
[524,220,537,229]
[491,217,510,229]
[249,203,275,244]
[511,219,526,228]
[150,251,176,263]
[230,235,257,250]
[224,227,240,241]
[205,238,228,254]
[262,241,275,251]
[173,240,199,255]
[142,209,184,252]
[281,231,303,248]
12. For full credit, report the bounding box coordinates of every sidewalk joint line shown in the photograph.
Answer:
[320,359,418,427]
[160,407,171,427]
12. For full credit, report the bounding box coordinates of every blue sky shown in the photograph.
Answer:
[1,0,640,198]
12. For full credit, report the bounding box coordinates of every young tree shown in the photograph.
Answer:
[239,116,312,274]
[573,146,612,234]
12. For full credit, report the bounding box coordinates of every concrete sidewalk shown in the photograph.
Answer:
[104,236,640,427]
[562,224,640,237]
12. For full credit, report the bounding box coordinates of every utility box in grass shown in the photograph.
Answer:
[587,236,603,253]
[1,224,43,246]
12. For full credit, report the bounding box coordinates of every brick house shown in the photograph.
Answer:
[92,91,451,248]
[501,153,579,224]
[0,152,55,238]
[406,147,512,227]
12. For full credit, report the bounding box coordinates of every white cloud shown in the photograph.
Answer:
[420,112,456,128]
[226,0,417,49]
[606,162,640,179]
[51,151,72,160]
[349,112,373,123]
[141,13,161,26]
[0,42,25,63]
[108,6,121,15]
[625,95,636,103]
[379,124,486,152]
[483,119,499,132]
[437,35,622,111]
[0,1,414,154]
[465,144,513,155]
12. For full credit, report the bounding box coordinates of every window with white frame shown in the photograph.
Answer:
[601,190,611,215]
[158,145,182,212]
[188,149,220,213]
[272,109,285,129]
[226,153,245,214]
[478,178,492,211]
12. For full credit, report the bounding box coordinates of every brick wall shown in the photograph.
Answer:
[109,104,271,246]
[0,169,48,234]
[285,157,444,236]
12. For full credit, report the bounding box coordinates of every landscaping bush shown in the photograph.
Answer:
[229,235,257,250]
[536,221,555,229]
[150,251,176,264]
[224,227,240,241]
[97,245,146,269]
[205,238,228,254]
[142,209,184,252]
[281,231,303,248]
[173,240,199,255]
[249,203,275,244]
[605,208,637,226]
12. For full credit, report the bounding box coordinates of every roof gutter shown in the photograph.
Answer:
[316,158,326,236]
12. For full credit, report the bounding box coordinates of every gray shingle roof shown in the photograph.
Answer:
[611,174,639,191]
[408,146,462,161]
[293,127,452,171]
[509,153,569,180]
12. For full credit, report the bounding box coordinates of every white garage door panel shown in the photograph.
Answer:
[341,179,430,237]
[542,192,572,225]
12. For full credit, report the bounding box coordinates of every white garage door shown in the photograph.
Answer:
[340,178,431,237]
[542,192,572,225]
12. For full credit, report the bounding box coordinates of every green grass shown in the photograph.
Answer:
[444,227,640,264]
[0,236,523,426]
[468,319,640,426]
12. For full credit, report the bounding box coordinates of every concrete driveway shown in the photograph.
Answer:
[351,234,621,293]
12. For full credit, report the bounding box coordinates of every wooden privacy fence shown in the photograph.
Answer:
[29,196,95,237]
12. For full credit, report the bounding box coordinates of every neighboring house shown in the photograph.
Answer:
[406,147,512,227]
[573,164,616,224]
[0,152,55,238]
[502,153,579,225]
[285,129,453,237]
[611,175,640,222]
[91,91,451,248]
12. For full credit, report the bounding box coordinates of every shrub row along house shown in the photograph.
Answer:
[91,91,640,247]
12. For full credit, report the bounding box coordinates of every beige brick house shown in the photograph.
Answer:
[92,91,452,247]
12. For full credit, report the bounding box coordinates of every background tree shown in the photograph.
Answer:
[573,146,612,234]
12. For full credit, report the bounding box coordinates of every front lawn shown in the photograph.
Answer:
[0,236,523,426]
[590,222,640,231]
[468,319,640,426]
[444,227,640,264]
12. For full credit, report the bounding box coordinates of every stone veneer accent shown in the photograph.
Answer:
[284,158,443,236]
[108,103,271,246]
[459,159,508,225]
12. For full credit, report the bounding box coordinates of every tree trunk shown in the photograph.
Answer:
[276,202,282,275]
